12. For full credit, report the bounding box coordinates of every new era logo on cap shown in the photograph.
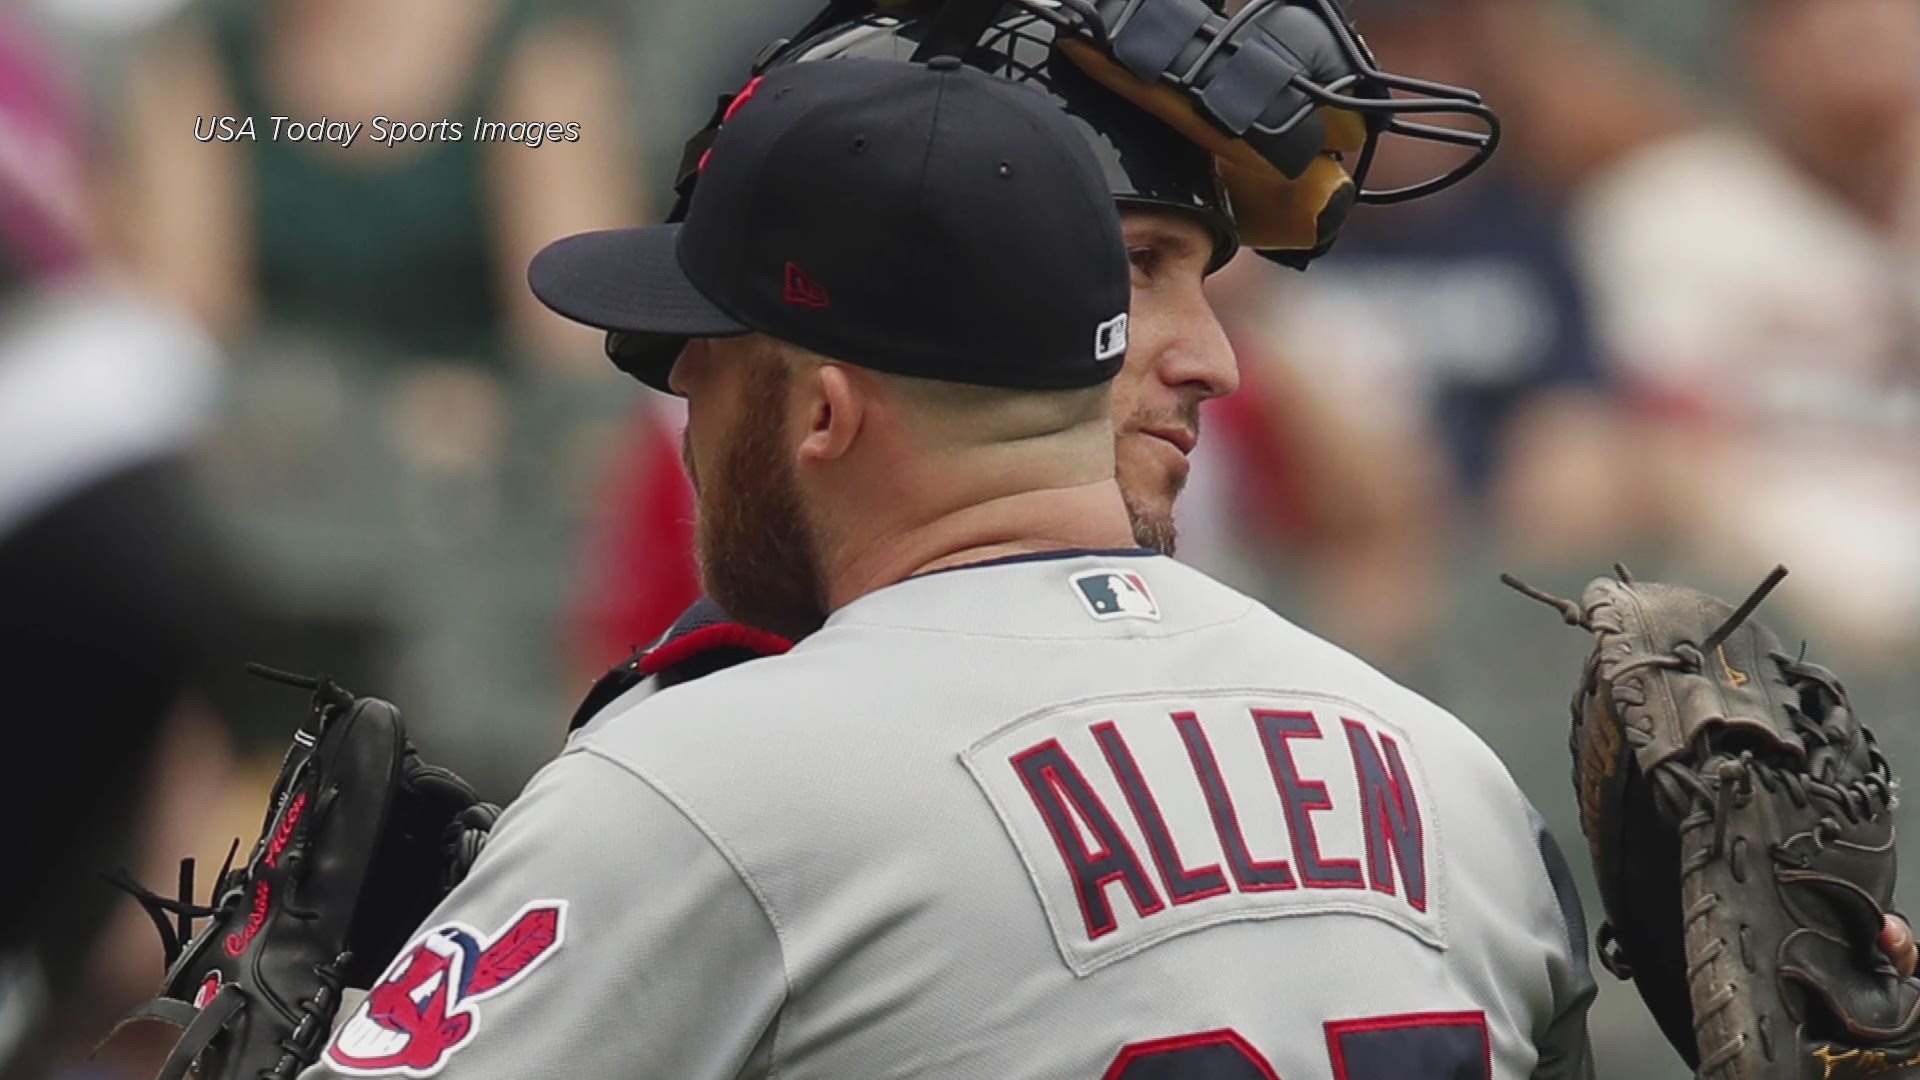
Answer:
[784,262,830,309]
[1095,313,1129,361]
[1070,568,1159,621]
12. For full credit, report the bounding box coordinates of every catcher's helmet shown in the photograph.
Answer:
[779,8,1241,271]
[664,0,1496,273]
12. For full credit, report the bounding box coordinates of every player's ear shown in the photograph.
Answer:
[795,360,863,467]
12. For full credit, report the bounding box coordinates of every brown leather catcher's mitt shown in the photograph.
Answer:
[1506,565,1920,1079]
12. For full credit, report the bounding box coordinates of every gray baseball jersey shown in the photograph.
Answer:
[307,551,1595,1079]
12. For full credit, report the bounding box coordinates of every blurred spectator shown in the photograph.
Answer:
[0,15,255,1076]
[1463,0,1704,200]
[88,0,654,796]
[1572,0,1920,653]
[110,0,641,368]
[626,0,818,182]
[1177,0,1648,663]
[1234,0,1638,556]
[1175,266,1447,665]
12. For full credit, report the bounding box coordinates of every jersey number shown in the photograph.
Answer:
[1103,1012,1490,1079]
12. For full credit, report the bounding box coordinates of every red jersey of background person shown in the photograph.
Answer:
[572,408,703,676]
[1208,333,1313,545]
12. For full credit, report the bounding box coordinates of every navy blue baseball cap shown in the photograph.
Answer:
[527,55,1132,393]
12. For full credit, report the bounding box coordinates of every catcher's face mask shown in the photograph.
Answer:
[668,0,1499,270]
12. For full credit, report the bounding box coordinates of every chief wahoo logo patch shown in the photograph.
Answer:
[324,901,567,1077]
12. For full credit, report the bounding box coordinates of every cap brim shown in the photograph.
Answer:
[527,225,748,391]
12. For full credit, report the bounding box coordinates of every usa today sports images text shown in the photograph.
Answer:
[194,115,584,149]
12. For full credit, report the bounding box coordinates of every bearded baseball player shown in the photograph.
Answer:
[99,3,1920,1079]
[325,32,1601,1080]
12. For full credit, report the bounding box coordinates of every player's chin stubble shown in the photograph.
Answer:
[1120,404,1199,556]
[1124,486,1178,556]
[694,366,829,641]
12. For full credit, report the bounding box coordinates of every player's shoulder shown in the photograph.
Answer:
[573,632,872,767]
[571,553,1240,763]
[1275,626,1542,837]
[1221,609,1551,883]
[1230,592,1527,789]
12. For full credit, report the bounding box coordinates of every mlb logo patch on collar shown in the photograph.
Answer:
[1070,568,1160,621]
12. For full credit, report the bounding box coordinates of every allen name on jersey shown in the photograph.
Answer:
[968,689,1438,974]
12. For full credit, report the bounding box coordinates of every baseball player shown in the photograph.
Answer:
[302,50,1596,1079]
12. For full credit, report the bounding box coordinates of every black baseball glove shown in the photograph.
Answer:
[1507,566,1920,1079]
[102,667,497,1080]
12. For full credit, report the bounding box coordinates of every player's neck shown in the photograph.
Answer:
[821,478,1136,611]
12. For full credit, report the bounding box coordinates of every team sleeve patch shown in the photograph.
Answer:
[323,900,567,1077]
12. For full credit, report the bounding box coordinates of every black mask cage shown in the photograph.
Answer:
[1005,0,1498,205]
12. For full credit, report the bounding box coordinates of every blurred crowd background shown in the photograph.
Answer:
[3,0,1918,1075]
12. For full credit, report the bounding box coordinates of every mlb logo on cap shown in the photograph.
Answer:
[1095,313,1128,362]
[1069,568,1160,621]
